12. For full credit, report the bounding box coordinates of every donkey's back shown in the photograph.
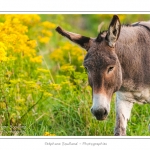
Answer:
[117,21,150,92]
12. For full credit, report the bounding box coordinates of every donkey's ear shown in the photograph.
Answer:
[105,15,121,48]
[56,26,93,51]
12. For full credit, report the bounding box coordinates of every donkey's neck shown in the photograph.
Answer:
[115,26,150,90]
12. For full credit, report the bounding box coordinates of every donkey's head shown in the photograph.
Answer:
[56,15,122,120]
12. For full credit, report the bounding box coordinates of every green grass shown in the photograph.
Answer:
[17,93,150,136]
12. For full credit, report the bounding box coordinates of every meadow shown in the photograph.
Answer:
[0,14,150,136]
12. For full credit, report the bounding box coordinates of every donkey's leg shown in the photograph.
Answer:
[114,92,133,136]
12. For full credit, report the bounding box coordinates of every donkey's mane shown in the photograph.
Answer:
[122,24,132,27]
[123,22,150,32]
[96,30,107,42]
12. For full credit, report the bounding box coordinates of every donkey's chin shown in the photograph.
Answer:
[95,115,108,121]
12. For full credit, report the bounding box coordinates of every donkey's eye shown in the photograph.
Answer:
[108,66,114,73]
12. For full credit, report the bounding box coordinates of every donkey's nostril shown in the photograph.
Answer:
[104,108,108,116]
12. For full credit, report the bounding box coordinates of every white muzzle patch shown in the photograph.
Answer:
[91,94,110,120]
[91,93,110,115]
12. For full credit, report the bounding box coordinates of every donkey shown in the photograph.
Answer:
[56,15,150,135]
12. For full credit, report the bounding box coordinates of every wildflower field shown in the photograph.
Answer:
[0,14,150,136]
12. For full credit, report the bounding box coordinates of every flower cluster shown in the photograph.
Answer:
[50,42,86,71]
[0,15,38,62]
[0,15,56,135]
[44,132,56,136]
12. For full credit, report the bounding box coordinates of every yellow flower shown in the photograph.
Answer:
[18,14,41,26]
[38,36,50,44]
[15,106,22,111]
[0,42,7,61]
[85,85,92,91]
[12,18,20,24]
[42,21,56,29]
[44,92,53,97]
[50,42,86,70]
[5,71,12,76]
[0,102,6,109]
[41,29,52,37]
[10,79,21,84]
[44,132,56,136]
[27,40,37,49]
[16,99,25,104]
[50,83,62,91]
[60,65,75,72]
[37,68,50,73]
[30,55,43,63]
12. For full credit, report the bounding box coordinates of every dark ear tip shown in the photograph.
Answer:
[55,26,62,33]
[113,15,119,20]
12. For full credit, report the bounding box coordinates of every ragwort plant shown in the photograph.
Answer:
[0,15,56,135]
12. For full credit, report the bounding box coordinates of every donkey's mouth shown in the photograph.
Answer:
[95,115,107,121]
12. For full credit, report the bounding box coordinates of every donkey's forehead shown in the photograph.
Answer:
[84,42,117,68]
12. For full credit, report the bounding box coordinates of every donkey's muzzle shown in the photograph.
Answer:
[91,108,108,120]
